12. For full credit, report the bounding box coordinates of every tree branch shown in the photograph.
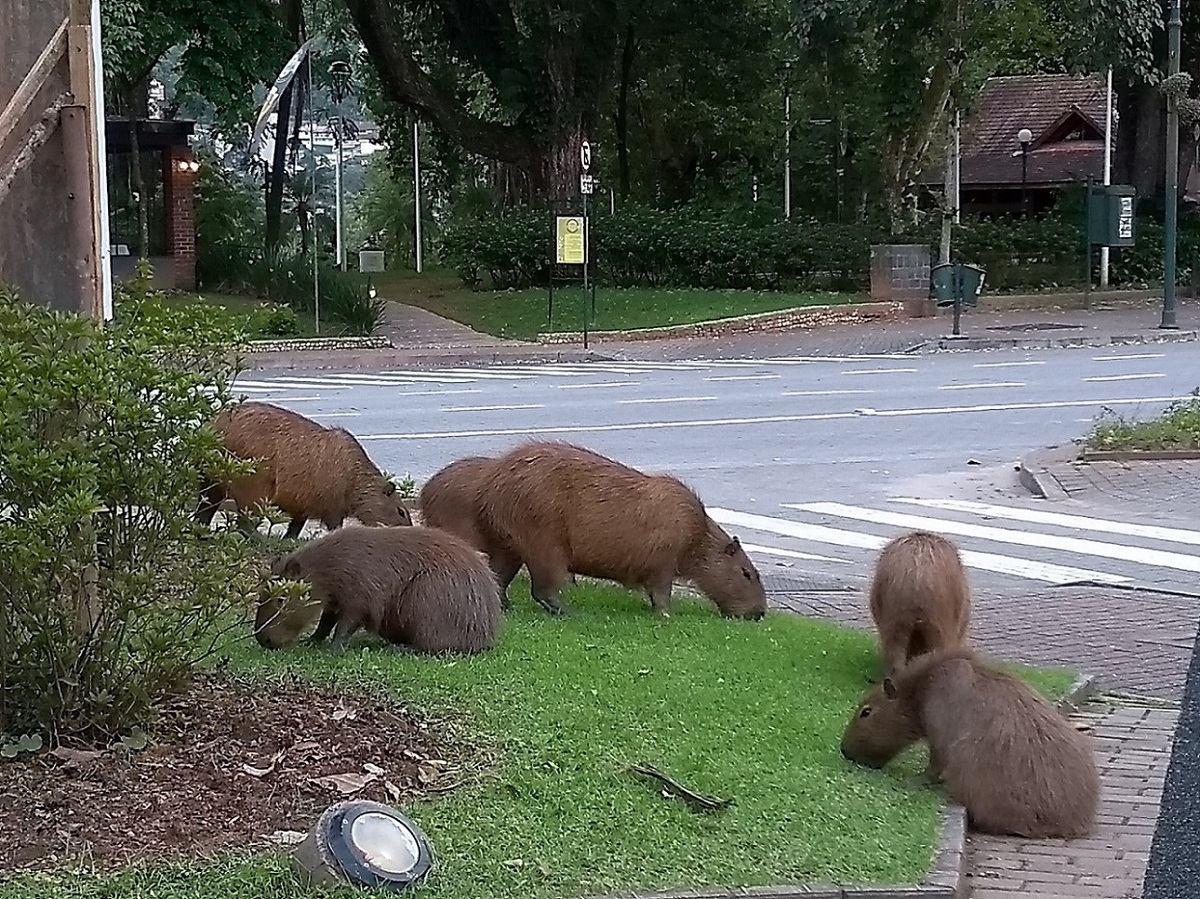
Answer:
[344,0,534,167]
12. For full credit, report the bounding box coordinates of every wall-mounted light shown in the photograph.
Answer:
[367,279,378,300]
[174,158,201,174]
[292,800,435,891]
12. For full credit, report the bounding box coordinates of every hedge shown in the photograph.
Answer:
[439,202,1200,294]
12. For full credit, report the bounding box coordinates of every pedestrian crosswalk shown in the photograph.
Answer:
[708,497,1200,590]
[230,354,915,397]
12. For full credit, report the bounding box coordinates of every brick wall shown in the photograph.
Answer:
[163,148,197,291]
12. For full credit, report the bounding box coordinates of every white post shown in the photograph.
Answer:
[308,52,319,333]
[90,0,114,320]
[1099,66,1114,288]
[413,117,423,273]
[784,89,792,219]
[335,114,345,270]
[953,109,962,225]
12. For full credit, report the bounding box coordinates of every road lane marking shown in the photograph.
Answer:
[889,497,1200,547]
[708,508,1129,585]
[619,396,717,405]
[443,403,545,412]
[740,544,852,564]
[1083,373,1166,383]
[704,374,781,382]
[938,382,1025,390]
[973,360,1046,368]
[791,501,1200,574]
[396,389,483,397]
[1092,353,1166,361]
[553,381,640,390]
[842,368,918,375]
[781,389,872,397]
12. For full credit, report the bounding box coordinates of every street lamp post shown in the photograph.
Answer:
[783,59,792,220]
[1017,127,1033,218]
[328,61,352,272]
[1162,0,1182,330]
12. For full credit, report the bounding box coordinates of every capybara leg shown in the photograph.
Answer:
[527,564,569,615]
[235,510,260,537]
[329,617,362,650]
[883,635,911,680]
[308,610,338,644]
[284,516,307,540]
[923,745,944,785]
[648,577,674,617]
[491,550,523,610]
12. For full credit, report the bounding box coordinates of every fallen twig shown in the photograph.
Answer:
[628,764,732,814]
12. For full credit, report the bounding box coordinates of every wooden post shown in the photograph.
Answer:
[66,0,104,320]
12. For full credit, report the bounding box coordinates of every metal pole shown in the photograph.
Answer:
[308,51,319,334]
[1021,149,1028,218]
[953,109,961,225]
[335,113,345,271]
[784,88,791,219]
[413,117,423,274]
[1162,0,1182,329]
[1099,66,1113,287]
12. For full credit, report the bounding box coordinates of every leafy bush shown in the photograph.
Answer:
[195,156,265,293]
[0,280,267,743]
[1088,389,1200,452]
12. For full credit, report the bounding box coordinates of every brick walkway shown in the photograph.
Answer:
[1040,460,1200,522]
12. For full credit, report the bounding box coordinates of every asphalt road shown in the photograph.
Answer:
[234,342,1200,595]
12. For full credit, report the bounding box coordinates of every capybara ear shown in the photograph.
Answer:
[384,479,397,496]
[723,538,740,556]
[883,678,898,700]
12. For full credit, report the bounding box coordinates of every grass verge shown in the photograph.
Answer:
[0,580,1077,899]
[1088,390,1200,452]
[370,272,864,340]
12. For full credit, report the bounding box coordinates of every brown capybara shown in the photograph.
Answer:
[196,401,411,538]
[839,647,1100,839]
[459,440,767,619]
[869,530,971,678]
[254,524,502,654]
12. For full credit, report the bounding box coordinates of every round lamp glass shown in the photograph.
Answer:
[1017,127,1033,144]
[350,812,422,875]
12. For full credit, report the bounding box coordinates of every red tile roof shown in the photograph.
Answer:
[929,74,1111,187]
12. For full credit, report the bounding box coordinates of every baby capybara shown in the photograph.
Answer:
[869,530,971,677]
[196,401,411,538]
[463,440,767,619]
[254,524,502,654]
[839,648,1100,839]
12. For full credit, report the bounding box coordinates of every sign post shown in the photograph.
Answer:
[1083,180,1137,309]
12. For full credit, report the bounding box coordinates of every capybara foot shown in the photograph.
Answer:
[533,593,568,615]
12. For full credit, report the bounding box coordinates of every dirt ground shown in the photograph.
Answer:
[0,670,484,874]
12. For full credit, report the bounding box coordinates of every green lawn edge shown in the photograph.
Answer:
[0,580,1079,899]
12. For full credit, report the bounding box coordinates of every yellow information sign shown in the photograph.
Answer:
[555,216,586,265]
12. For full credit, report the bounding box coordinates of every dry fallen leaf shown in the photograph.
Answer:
[242,749,285,778]
[49,747,104,769]
[311,771,376,795]
[363,762,386,776]
[384,780,402,802]
[264,829,308,846]
[332,706,358,722]
[290,741,321,753]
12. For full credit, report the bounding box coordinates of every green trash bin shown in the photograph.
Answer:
[930,262,986,308]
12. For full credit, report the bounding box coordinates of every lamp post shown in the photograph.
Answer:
[783,59,792,220]
[1017,127,1033,218]
[328,60,352,272]
[1162,0,1182,330]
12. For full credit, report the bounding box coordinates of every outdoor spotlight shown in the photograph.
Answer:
[368,279,377,300]
[292,800,435,891]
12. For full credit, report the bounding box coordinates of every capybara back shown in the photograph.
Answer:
[840,648,1100,839]
[869,530,971,677]
[201,402,409,538]
[477,440,766,619]
[255,524,502,654]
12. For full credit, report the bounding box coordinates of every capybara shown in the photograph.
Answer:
[839,648,1100,839]
[869,531,971,677]
[254,524,502,654]
[456,440,767,619]
[196,401,411,538]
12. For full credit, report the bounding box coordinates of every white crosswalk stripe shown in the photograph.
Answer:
[708,498,1200,589]
[230,354,919,396]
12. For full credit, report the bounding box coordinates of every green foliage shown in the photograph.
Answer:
[195,157,265,294]
[1088,390,1200,452]
[262,253,388,337]
[0,281,266,742]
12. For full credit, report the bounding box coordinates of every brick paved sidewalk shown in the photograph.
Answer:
[1037,459,1200,522]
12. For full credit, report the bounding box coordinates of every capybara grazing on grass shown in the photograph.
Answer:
[839,648,1100,839]
[254,524,502,654]
[869,530,971,677]
[469,440,767,619]
[196,401,411,538]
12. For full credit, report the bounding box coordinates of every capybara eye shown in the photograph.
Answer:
[859,707,872,718]
[742,568,752,580]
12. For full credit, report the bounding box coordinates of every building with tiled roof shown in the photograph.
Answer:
[925,73,1111,217]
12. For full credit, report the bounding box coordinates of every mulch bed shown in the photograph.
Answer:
[0,670,486,875]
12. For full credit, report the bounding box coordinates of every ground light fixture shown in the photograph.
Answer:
[292,800,436,891]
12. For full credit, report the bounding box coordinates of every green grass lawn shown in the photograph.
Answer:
[1088,390,1200,452]
[367,271,864,340]
[0,580,1077,899]
[172,292,327,339]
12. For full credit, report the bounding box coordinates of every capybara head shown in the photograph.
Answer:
[839,677,923,768]
[254,556,320,649]
[693,528,768,620]
[352,475,414,528]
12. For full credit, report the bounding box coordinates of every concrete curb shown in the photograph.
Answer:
[239,346,614,373]
[246,335,392,353]
[1017,444,1082,500]
[921,328,1200,353]
[1058,673,1105,715]
[1079,449,1200,462]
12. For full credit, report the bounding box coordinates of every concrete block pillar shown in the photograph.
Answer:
[870,243,934,318]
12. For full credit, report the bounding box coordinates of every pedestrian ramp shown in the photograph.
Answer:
[709,497,1200,590]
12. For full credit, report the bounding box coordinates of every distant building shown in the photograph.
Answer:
[926,73,1110,217]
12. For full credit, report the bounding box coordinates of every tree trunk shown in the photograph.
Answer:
[615,24,637,199]
[265,83,296,253]
[1114,78,1196,205]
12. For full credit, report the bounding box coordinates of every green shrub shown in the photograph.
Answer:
[0,281,266,743]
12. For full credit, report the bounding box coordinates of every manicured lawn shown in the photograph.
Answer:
[0,579,1077,899]
[173,292,324,338]
[372,271,863,340]
[1088,390,1200,452]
